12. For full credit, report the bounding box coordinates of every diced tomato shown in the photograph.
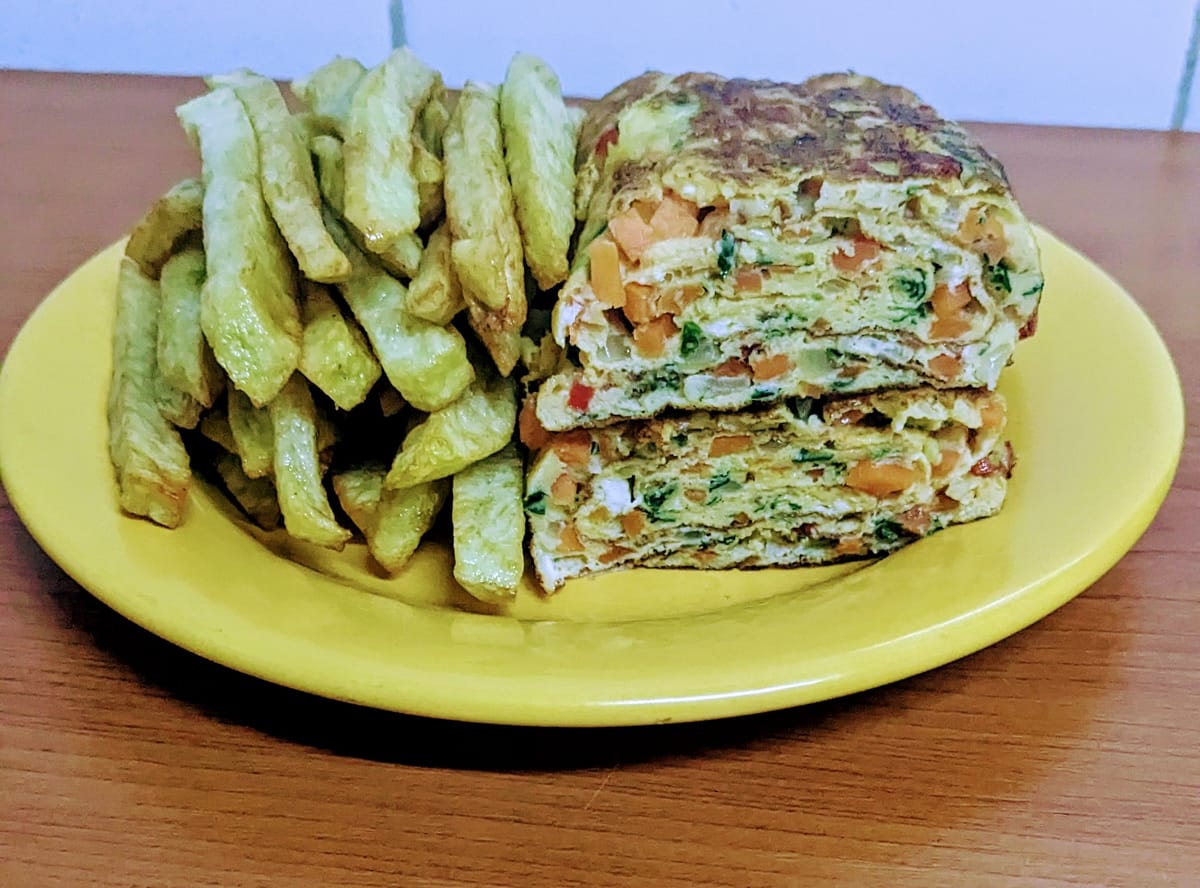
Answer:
[899,506,931,536]
[929,353,963,380]
[751,352,792,381]
[835,536,866,556]
[632,315,677,357]
[709,434,753,457]
[932,492,960,512]
[832,236,882,273]
[711,357,750,377]
[567,380,595,412]
[609,208,655,264]
[649,193,700,241]
[970,456,1000,477]
[845,460,920,497]
[734,267,763,293]
[1019,310,1039,339]
[552,430,593,468]
[620,510,646,537]
[558,523,585,553]
[594,126,618,161]
[550,473,577,506]
[518,397,551,450]
[588,237,625,307]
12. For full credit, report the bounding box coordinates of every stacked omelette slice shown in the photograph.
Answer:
[523,72,1042,590]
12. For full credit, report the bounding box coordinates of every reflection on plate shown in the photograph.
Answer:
[0,229,1183,726]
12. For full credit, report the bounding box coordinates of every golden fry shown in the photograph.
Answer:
[406,221,464,325]
[298,280,381,410]
[290,56,365,130]
[332,466,447,572]
[214,451,281,530]
[124,177,204,278]
[452,444,525,600]
[227,387,274,479]
[157,246,223,408]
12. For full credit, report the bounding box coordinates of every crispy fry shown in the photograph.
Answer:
[452,444,525,600]
[154,370,203,430]
[418,76,451,158]
[107,257,191,527]
[198,406,237,453]
[310,134,422,279]
[333,465,447,572]
[406,221,464,325]
[227,387,274,479]
[343,48,436,251]
[208,69,351,283]
[500,53,575,289]
[324,208,473,412]
[384,374,516,490]
[290,56,365,130]
[443,81,527,374]
[268,374,351,549]
[298,280,381,410]
[177,88,301,407]
[157,246,223,408]
[124,178,204,278]
[214,451,281,530]
[413,138,445,229]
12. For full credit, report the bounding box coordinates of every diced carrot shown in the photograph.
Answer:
[609,207,656,263]
[657,284,703,316]
[586,504,611,524]
[929,353,963,380]
[620,509,646,536]
[623,283,655,324]
[684,488,706,503]
[931,448,960,479]
[930,315,973,340]
[599,545,632,564]
[711,357,750,377]
[550,473,577,506]
[631,200,656,222]
[734,267,763,293]
[751,352,792,381]
[709,435,753,457]
[979,401,1005,432]
[930,281,974,340]
[649,193,700,241]
[845,460,921,497]
[588,236,625,307]
[551,430,593,469]
[518,398,551,450]
[694,549,718,564]
[835,536,866,556]
[558,524,585,553]
[831,236,882,273]
[632,315,677,357]
[899,506,931,536]
[959,207,1008,259]
[698,208,731,238]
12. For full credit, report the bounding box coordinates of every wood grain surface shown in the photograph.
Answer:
[1,71,1197,888]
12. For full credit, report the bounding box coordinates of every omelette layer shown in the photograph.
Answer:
[537,72,1042,431]
[526,388,1012,590]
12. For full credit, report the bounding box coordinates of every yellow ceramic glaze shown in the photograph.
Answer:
[0,229,1184,726]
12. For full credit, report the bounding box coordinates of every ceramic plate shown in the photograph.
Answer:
[0,229,1183,726]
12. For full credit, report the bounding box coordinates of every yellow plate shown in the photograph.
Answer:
[0,230,1184,726]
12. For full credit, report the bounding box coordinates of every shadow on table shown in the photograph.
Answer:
[19,522,1134,778]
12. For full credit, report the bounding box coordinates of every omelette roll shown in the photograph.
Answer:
[538,73,1042,431]
[524,388,1012,590]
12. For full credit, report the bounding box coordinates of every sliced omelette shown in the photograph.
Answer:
[537,72,1042,431]
[525,388,1012,590]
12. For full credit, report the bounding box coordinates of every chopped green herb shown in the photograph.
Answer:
[716,230,736,277]
[708,471,733,492]
[641,482,678,523]
[984,255,1012,293]
[794,448,834,464]
[680,321,704,357]
[825,347,845,366]
[589,440,599,455]
[890,268,929,323]
[1022,279,1044,297]
[870,446,896,460]
[874,518,903,543]
[523,491,548,516]
[629,364,682,398]
[750,386,776,402]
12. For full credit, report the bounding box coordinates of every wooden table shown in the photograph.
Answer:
[2,71,1197,887]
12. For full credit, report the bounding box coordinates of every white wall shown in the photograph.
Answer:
[3,0,1198,131]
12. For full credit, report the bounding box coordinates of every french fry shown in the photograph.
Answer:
[418,75,451,158]
[157,247,223,408]
[227,387,274,479]
[443,81,527,374]
[452,444,525,600]
[154,370,203,430]
[310,134,422,279]
[214,451,281,530]
[500,53,575,290]
[324,208,473,412]
[298,280,381,410]
[290,56,365,131]
[207,69,351,283]
[413,138,445,230]
[332,465,447,572]
[343,48,436,252]
[177,88,301,407]
[107,257,191,527]
[385,374,516,490]
[124,177,204,278]
[268,374,351,549]
[406,221,464,325]
[198,406,237,453]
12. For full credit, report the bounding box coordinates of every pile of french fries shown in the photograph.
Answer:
[107,49,579,601]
